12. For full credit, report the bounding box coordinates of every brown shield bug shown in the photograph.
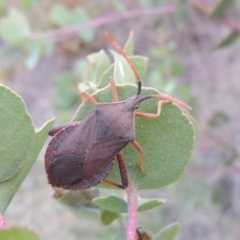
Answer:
[44,32,191,191]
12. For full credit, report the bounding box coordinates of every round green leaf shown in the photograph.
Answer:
[0,118,54,213]
[101,209,119,225]
[155,223,180,240]
[0,9,31,45]
[73,84,195,190]
[72,8,95,42]
[138,197,166,212]
[0,227,39,240]
[99,64,114,87]
[0,85,35,182]
[50,4,71,26]
[55,189,101,220]
[92,195,128,213]
[87,50,110,84]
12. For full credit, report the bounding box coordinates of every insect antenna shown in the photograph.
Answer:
[105,32,142,96]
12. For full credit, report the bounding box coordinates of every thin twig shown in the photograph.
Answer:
[29,5,176,41]
[189,0,240,33]
[222,16,240,33]
[126,180,138,240]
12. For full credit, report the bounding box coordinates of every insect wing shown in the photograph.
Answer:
[47,152,86,188]
[45,120,92,188]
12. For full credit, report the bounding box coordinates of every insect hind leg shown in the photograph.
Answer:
[131,140,147,175]
[48,121,81,136]
[135,101,163,119]
[103,152,128,189]
[152,93,192,111]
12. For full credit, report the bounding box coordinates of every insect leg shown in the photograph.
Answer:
[82,92,98,105]
[135,101,163,119]
[116,152,128,188]
[152,93,192,110]
[103,153,128,189]
[48,121,81,136]
[109,77,119,102]
[131,141,146,174]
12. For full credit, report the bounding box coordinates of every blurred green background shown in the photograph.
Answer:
[1,0,240,239]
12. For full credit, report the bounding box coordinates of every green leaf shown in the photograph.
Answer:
[101,209,119,225]
[0,3,5,17]
[87,50,110,84]
[93,195,128,213]
[0,85,35,182]
[208,111,229,128]
[20,0,33,9]
[72,8,95,42]
[56,189,101,220]
[99,64,114,87]
[0,9,31,45]
[73,85,195,190]
[112,51,148,84]
[70,8,88,24]
[87,49,147,87]
[175,0,188,25]
[50,5,94,41]
[112,50,136,84]
[150,47,169,59]
[124,31,134,55]
[0,118,54,213]
[130,56,148,81]
[171,63,185,77]
[25,41,41,70]
[50,4,71,26]
[53,74,80,110]
[0,227,39,240]
[24,39,54,70]
[155,223,180,240]
[217,31,239,48]
[78,27,95,42]
[112,0,125,12]
[138,197,166,212]
[74,59,88,79]
[210,0,234,19]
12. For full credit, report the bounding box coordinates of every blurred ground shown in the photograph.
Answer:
[2,1,240,240]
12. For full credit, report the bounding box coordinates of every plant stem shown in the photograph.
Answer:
[29,5,176,41]
[0,214,9,228]
[126,180,138,240]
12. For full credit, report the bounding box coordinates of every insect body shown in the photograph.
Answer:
[45,33,191,191]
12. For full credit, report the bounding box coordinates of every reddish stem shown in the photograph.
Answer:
[29,5,176,41]
[126,180,138,240]
[0,214,10,228]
